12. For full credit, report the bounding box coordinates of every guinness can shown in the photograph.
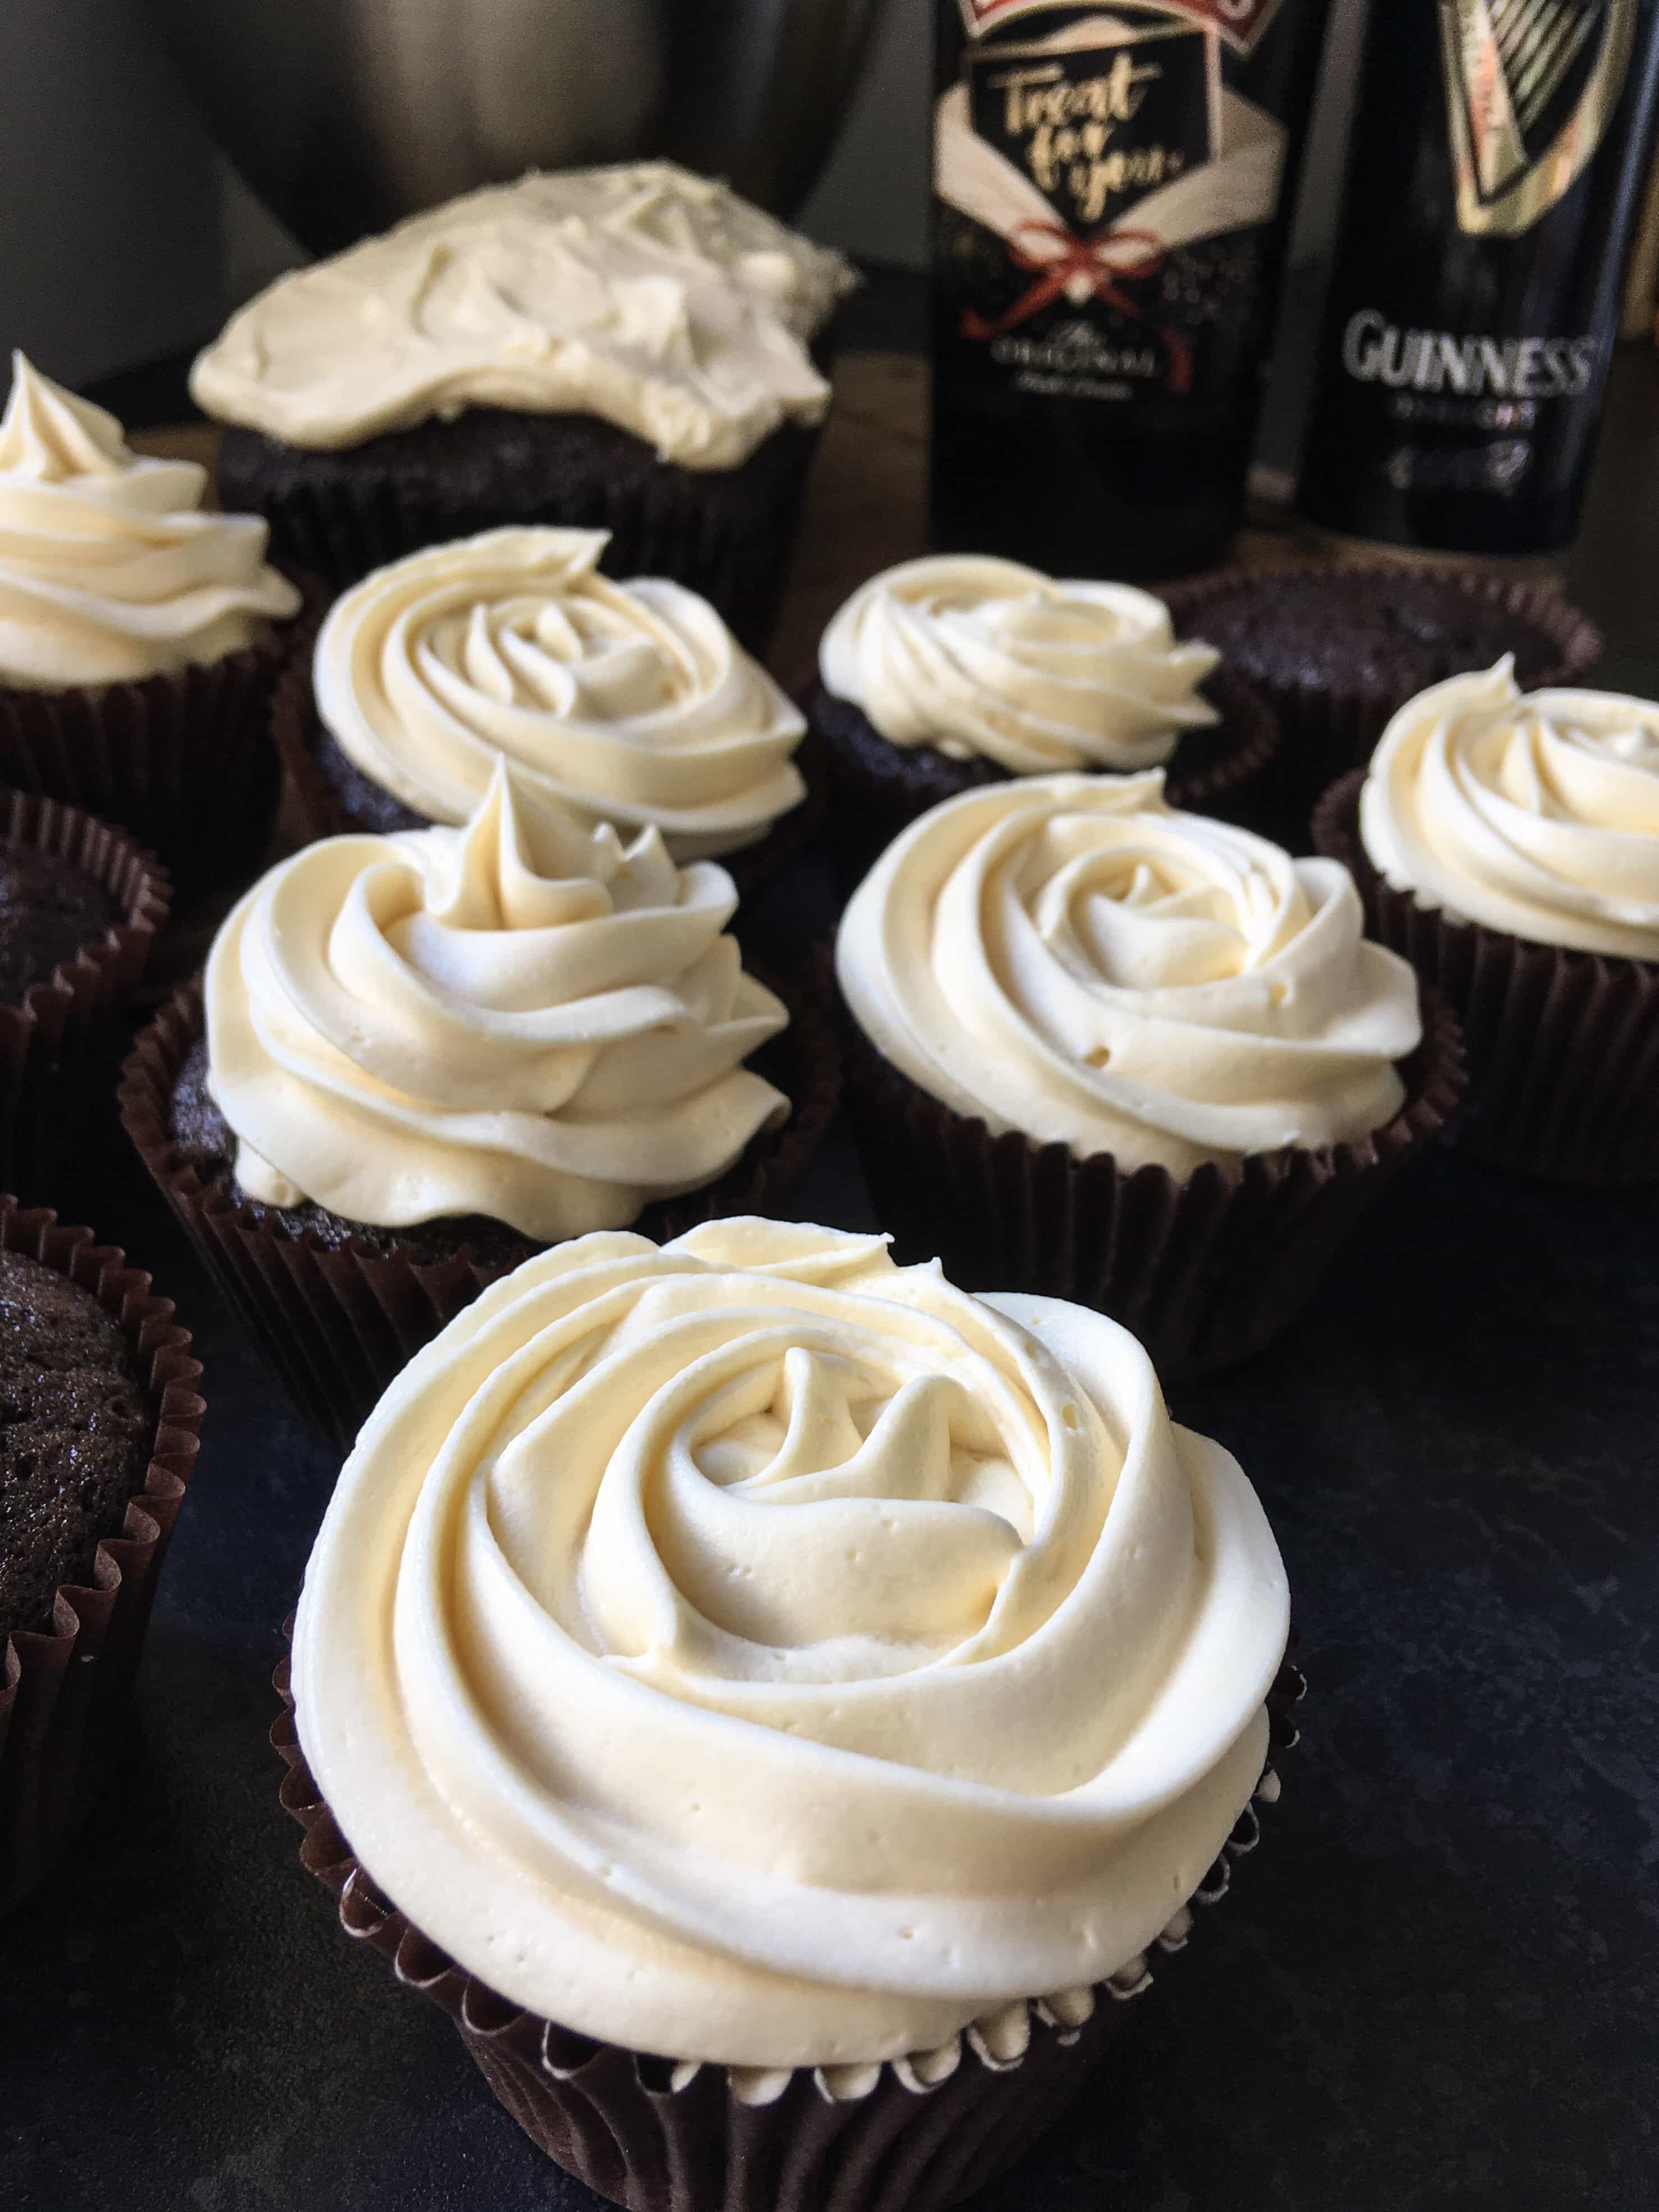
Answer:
[931,0,1333,578]
[1299,0,1659,555]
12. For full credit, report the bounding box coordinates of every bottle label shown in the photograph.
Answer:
[1437,0,1638,235]
[936,4,1292,403]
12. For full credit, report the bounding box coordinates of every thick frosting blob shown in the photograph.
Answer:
[205,761,788,1240]
[838,771,1421,1178]
[818,555,1220,774]
[293,1217,1289,2066]
[0,352,300,688]
[191,163,858,468]
[1360,657,1659,960]
[315,526,807,859]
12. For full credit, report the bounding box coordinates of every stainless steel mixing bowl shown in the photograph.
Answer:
[145,0,891,254]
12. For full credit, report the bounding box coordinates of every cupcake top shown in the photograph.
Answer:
[838,771,1421,1179]
[0,354,300,689]
[204,760,789,1241]
[1359,658,1659,961]
[818,555,1219,775]
[190,163,858,470]
[314,526,807,858]
[293,1216,1289,2068]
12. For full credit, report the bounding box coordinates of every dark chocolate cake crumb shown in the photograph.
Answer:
[0,1250,151,1640]
[0,845,121,1009]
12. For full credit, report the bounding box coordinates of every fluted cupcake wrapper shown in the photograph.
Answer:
[272,1631,1305,2212]
[807,665,1283,888]
[272,619,828,909]
[119,973,842,1452]
[1162,566,1603,848]
[0,790,171,1205]
[0,1202,204,1910]
[0,616,305,898]
[1314,769,1659,1185]
[217,410,826,655]
[827,954,1465,1383]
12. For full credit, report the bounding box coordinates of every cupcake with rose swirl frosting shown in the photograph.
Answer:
[834,771,1462,1378]
[276,1216,1297,2210]
[1314,659,1659,1184]
[121,762,838,1442]
[0,354,303,892]
[277,525,819,900]
[807,555,1281,875]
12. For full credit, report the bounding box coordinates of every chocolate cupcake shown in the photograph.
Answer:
[274,526,821,903]
[0,355,301,895]
[0,1200,203,1907]
[121,764,837,1443]
[0,789,169,1199]
[834,770,1464,1381]
[275,1217,1299,2211]
[192,164,858,652]
[807,555,1280,877]
[1162,564,1602,842]
[1313,659,1659,1185]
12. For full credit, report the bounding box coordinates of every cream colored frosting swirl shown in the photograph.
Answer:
[315,526,807,859]
[205,762,788,1240]
[0,353,299,688]
[1360,657,1659,960]
[838,772,1421,1178]
[191,163,858,468]
[819,555,1220,774]
[293,1216,1289,2067]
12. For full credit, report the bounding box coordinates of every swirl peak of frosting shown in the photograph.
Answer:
[0,353,300,688]
[205,759,789,1240]
[838,771,1421,1178]
[819,555,1219,774]
[190,163,858,468]
[1360,657,1659,960]
[293,1217,1289,2066]
[315,525,807,859]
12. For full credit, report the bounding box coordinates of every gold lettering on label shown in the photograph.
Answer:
[989,54,1171,224]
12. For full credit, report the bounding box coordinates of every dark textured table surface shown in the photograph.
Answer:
[6,336,1659,2212]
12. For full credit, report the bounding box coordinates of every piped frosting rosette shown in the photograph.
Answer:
[838,771,1422,1178]
[0,353,300,687]
[819,555,1219,774]
[314,525,807,857]
[205,761,788,1241]
[1360,657,1659,959]
[293,1216,1289,2068]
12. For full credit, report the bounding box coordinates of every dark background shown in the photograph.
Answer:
[5,314,1659,2210]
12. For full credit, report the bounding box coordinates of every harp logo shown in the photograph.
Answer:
[960,0,1285,54]
[1437,0,1639,233]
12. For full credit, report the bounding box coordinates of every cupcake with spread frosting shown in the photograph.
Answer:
[0,354,302,893]
[275,1217,1300,2210]
[807,555,1281,874]
[193,164,858,650]
[275,525,818,897]
[1313,657,1659,1183]
[834,771,1462,1378]
[121,762,838,1442]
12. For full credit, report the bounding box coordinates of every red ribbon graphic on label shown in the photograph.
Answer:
[961,219,1194,394]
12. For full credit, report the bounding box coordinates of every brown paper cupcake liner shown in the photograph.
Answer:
[272,1630,1304,2212]
[0,790,172,1203]
[1314,769,1659,1184]
[119,971,842,1450]
[0,1201,204,1910]
[826,953,1465,1383]
[807,665,1283,887]
[218,411,825,655]
[272,629,826,907]
[0,613,306,898]
[1162,565,1602,843]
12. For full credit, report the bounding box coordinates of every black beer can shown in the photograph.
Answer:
[1299,0,1659,555]
[931,0,1332,578]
